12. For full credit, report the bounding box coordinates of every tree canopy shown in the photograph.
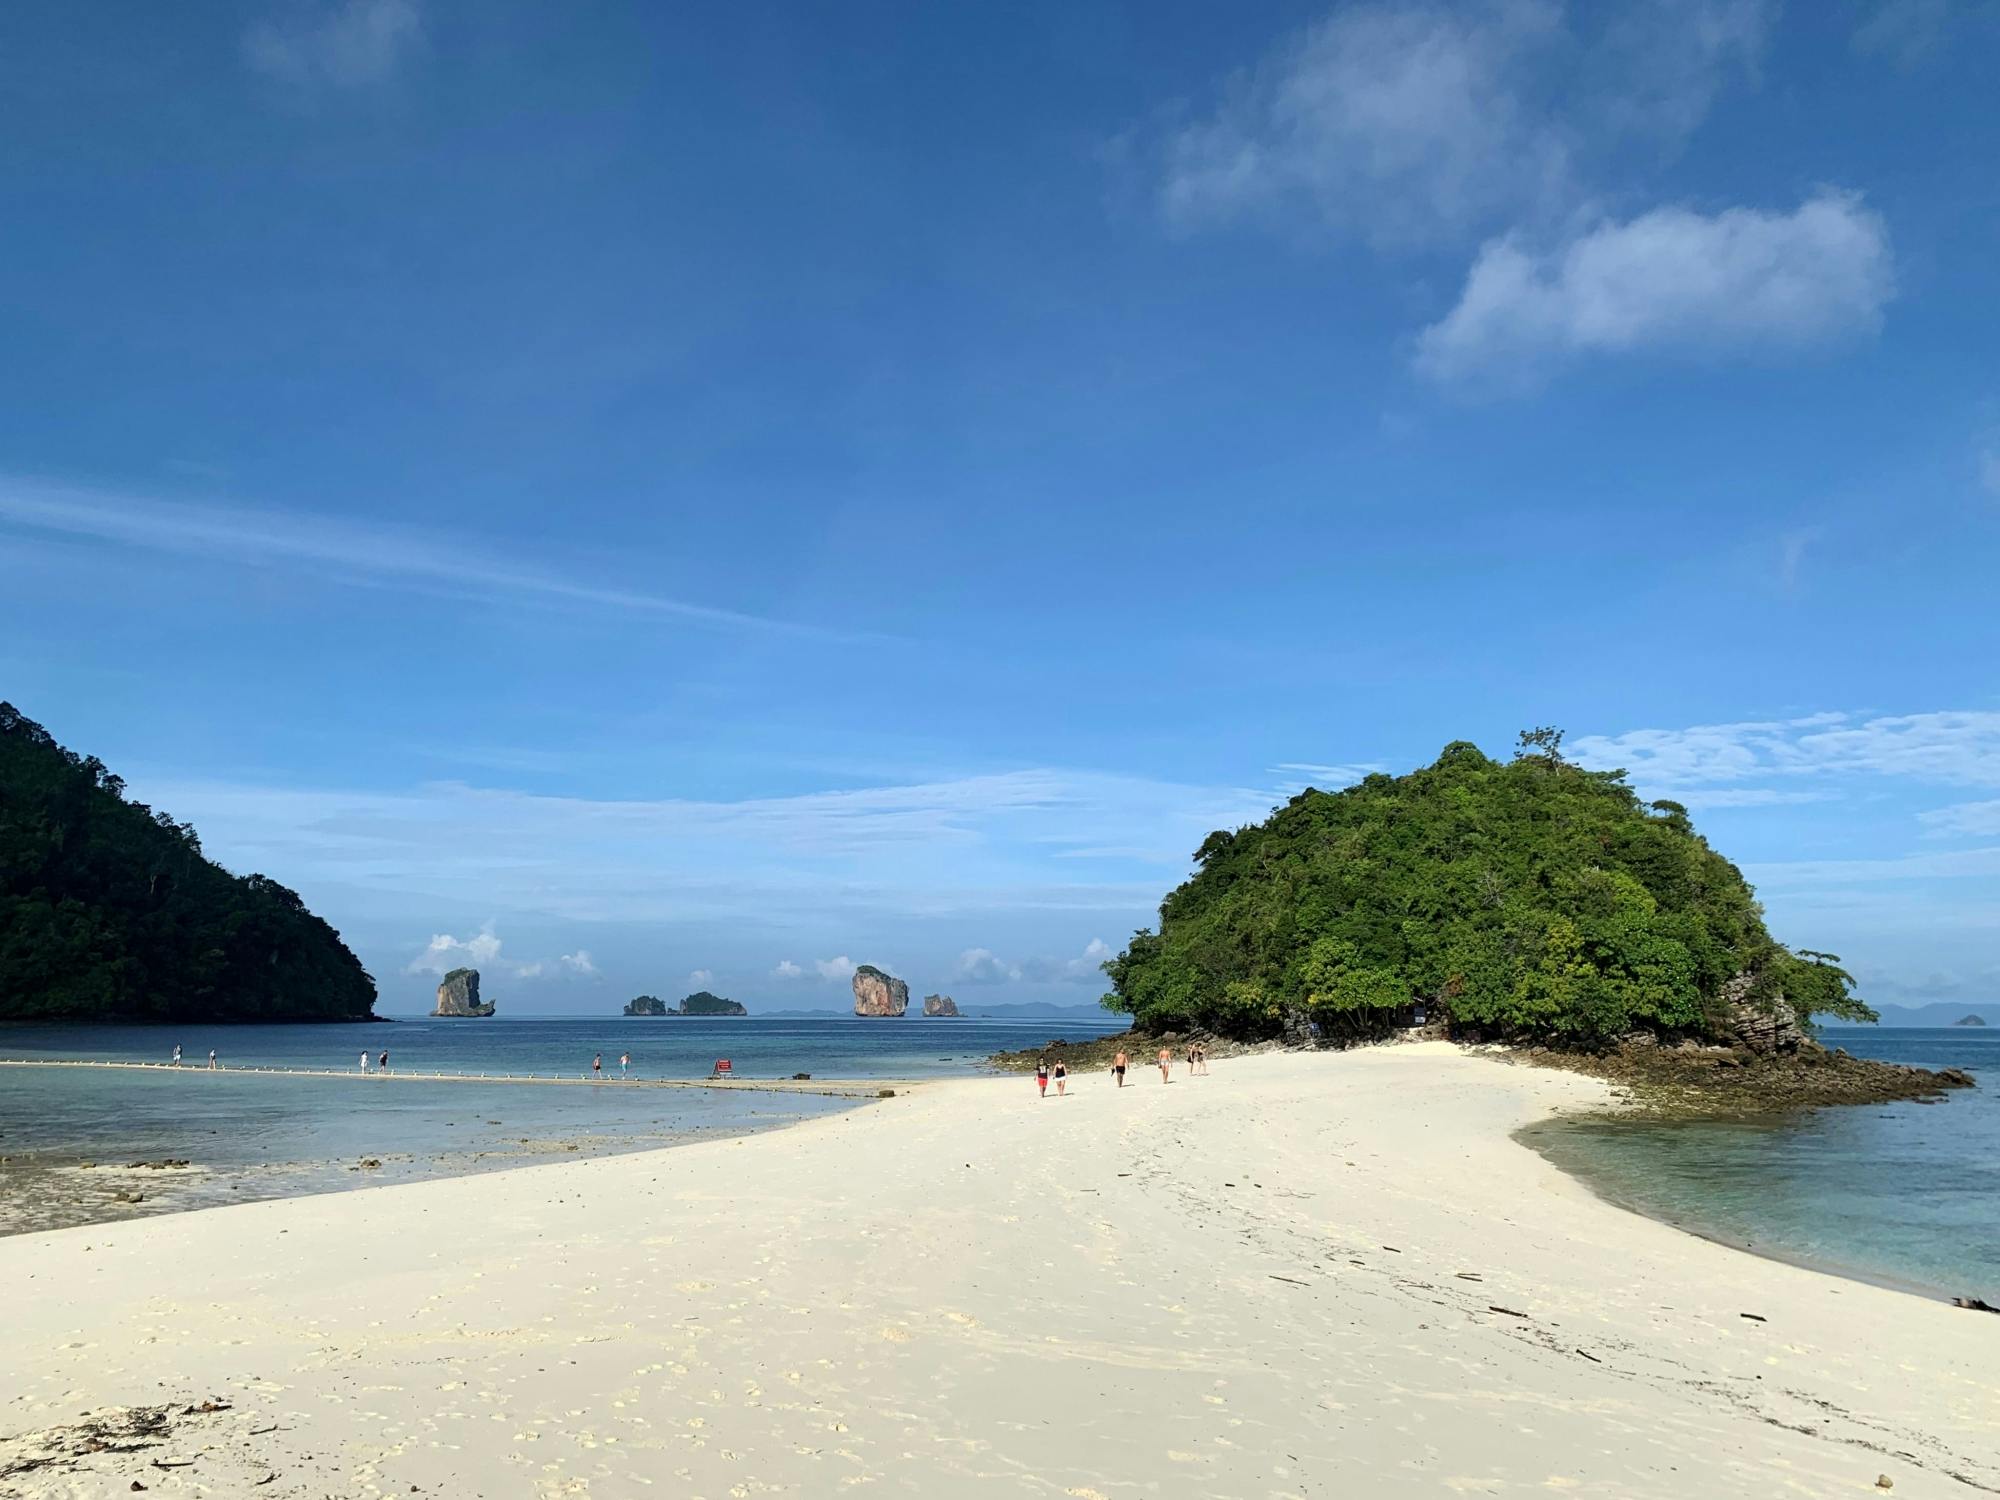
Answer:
[1102,736,1870,1046]
[0,702,377,1021]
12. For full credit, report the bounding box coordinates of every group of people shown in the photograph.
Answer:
[1034,1040,1211,1098]
[359,1050,391,1073]
[590,1052,632,1079]
[168,1044,216,1069]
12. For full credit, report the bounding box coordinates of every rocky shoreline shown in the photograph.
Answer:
[991,1028,1976,1119]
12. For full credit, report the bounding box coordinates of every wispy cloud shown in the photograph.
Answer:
[1570,711,2000,791]
[955,938,1113,986]
[1852,0,1956,67]
[0,478,836,637]
[1416,192,1894,387]
[1919,800,2000,838]
[406,921,596,980]
[244,0,425,89]
[1153,0,1775,251]
[814,956,857,981]
[771,960,805,980]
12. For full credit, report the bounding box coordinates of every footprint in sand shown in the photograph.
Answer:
[1065,1489,1109,1499]
[879,1327,913,1342]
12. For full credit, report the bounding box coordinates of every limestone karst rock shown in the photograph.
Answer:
[852,965,909,1017]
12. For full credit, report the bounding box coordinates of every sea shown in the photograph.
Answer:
[2,1017,1992,1304]
[1524,1026,1998,1303]
[0,1014,1125,1237]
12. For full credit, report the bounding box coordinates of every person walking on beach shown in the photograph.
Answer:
[171,1044,182,1068]
[378,1050,389,1074]
[1157,1046,1172,1083]
[360,1050,370,1073]
[1035,1057,1050,1098]
[619,1051,630,1079]
[1053,1059,1068,1097]
[207,1049,217,1070]
[1112,1049,1128,1087]
[592,1052,603,1081]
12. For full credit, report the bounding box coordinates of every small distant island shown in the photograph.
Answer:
[625,991,747,1016]
[433,967,494,1017]
[0,701,378,1023]
[853,965,909,1017]
[1954,1014,1988,1027]
[922,993,960,1017]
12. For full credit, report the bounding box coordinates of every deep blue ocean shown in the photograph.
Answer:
[1525,1027,1998,1302]
[0,1014,1125,1235]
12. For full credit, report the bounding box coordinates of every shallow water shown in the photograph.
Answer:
[1523,1027,1999,1301]
[0,1014,1124,1235]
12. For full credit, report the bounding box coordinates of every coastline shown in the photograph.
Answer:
[2,1044,1993,1496]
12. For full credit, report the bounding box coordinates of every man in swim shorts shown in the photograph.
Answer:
[1112,1049,1128,1087]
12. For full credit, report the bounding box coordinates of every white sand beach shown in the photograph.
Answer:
[1,1043,1993,1498]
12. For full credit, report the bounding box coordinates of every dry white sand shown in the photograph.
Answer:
[0,1044,1992,1498]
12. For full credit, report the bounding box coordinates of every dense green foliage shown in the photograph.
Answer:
[1103,734,1871,1046]
[0,703,377,1021]
[624,994,669,1016]
[677,991,747,1015]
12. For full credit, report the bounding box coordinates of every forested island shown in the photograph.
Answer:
[625,991,747,1016]
[0,702,377,1022]
[1102,731,1870,1048]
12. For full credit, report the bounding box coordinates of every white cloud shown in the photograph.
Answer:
[560,950,599,977]
[1156,0,1775,251]
[1161,0,1569,249]
[244,0,424,89]
[960,938,1116,986]
[1571,711,2000,791]
[0,479,831,637]
[1592,0,1776,140]
[1671,788,1838,810]
[954,948,1022,985]
[1416,191,1894,386]
[405,921,504,975]
[772,960,805,980]
[1852,0,1955,67]
[814,956,856,981]
[688,968,713,986]
[1920,800,2000,838]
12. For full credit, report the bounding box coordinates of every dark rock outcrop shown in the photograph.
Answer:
[624,995,669,1016]
[433,967,494,1017]
[1954,1014,1988,1027]
[852,965,909,1017]
[922,994,960,1017]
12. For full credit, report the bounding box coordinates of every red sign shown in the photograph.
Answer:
[713,1059,733,1074]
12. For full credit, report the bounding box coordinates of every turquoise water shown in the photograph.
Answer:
[1524,1027,1998,1302]
[0,1014,1124,1235]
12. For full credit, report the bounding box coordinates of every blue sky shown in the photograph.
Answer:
[3,0,1998,1015]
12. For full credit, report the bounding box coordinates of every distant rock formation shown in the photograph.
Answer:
[1955,1014,1989,1027]
[624,991,747,1016]
[922,993,960,1017]
[433,967,494,1017]
[676,991,748,1016]
[852,965,909,1017]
